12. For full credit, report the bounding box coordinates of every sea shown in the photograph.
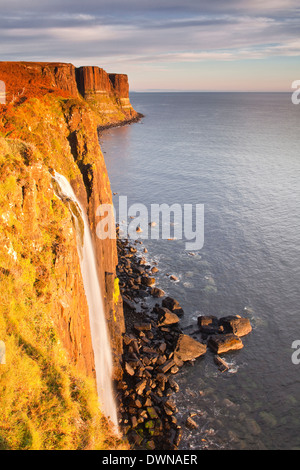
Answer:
[99,92,300,450]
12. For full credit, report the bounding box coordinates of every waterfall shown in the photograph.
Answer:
[52,171,118,430]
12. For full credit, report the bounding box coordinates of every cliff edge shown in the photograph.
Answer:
[0,61,136,449]
[0,61,138,124]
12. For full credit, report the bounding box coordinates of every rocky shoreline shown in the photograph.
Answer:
[114,231,207,450]
[114,228,253,450]
[98,112,145,132]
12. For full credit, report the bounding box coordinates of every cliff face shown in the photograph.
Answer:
[76,66,114,96]
[75,66,137,123]
[63,99,125,381]
[0,61,138,125]
[109,74,132,109]
[0,61,133,449]
[0,61,127,379]
[0,62,79,101]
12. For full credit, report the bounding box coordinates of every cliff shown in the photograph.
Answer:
[0,61,135,449]
[75,66,137,124]
[0,62,79,100]
[0,61,138,124]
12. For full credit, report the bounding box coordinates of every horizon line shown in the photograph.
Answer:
[130,90,292,93]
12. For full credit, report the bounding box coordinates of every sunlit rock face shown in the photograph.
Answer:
[75,66,138,121]
[0,61,137,382]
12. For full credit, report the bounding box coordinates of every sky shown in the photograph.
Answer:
[0,0,300,91]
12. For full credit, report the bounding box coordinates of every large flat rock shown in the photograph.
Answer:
[157,307,180,327]
[174,334,207,362]
[208,334,244,354]
[198,314,252,337]
[219,316,252,337]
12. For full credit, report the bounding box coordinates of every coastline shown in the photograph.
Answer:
[115,231,186,450]
[97,112,145,132]
[113,228,214,450]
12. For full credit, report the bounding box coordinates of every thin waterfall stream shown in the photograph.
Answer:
[52,171,118,430]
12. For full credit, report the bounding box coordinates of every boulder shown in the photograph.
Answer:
[174,334,207,362]
[168,378,180,393]
[146,440,156,450]
[150,287,165,298]
[158,342,167,354]
[186,416,198,429]
[174,429,182,448]
[131,416,138,428]
[131,431,143,446]
[157,308,180,327]
[125,362,135,376]
[203,326,224,337]
[208,334,244,354]
[136,380,147,395]
[197,315,218,328]
[219,316,252,337]
[162,297,184,316]
[197,315,223,335]
[133,323,152,332]
[147,407,159,420]
[156,355,167,366]
[141,276,156,287]
[158,359,176,374]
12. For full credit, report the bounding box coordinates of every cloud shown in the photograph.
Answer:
[1,10,298,60]
[0,1,299,89]
[1,0,299,13]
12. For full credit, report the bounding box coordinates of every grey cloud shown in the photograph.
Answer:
[0,0,299,30]
[0,0,299,66]
[1,0,299,17]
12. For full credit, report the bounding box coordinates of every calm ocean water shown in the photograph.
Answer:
[100,92,300,450]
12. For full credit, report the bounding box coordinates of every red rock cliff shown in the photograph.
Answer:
[0,61,138,125]
[0,61,135,382]
[109,73,133,110]
[64,101,125,380]
[75,66,137,122]
[0,61,79,102]
[109,74,129,98]
[76,66,114,96]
